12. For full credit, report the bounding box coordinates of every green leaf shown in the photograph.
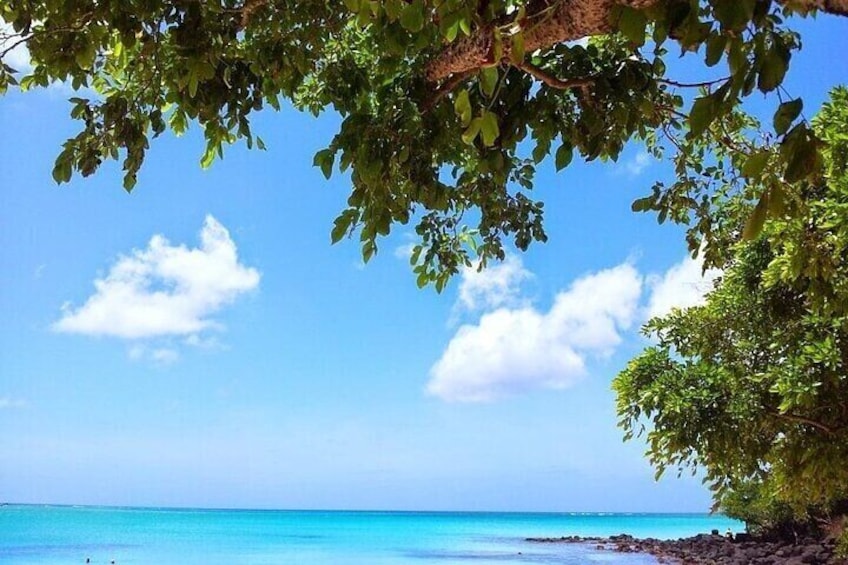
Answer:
[384,0,402,20]
[443,18,460,42]
[532,141,548,164]
[51,158,72,184]
[492,33,503,63]
[362,240,376,263]
[410,245,422,265]
[480,67,498,98]
[462,117,482,145]
[459,16,471,36]
[399,0,424,32]
[784,137,820,183]
[19,74,36,91]
[631,196,654,212]
[768,183,787,218]
[757,47,789,93]
[435,276,446,293]
[454,89,472,126]
[705,34,726,67]
[741,150,770,178]
[773,98,803,136]
[480,111,499,147]
[688,96,717,138]
[331,216,350,243]
[123,173,137,192]
[743,191,769,240]
[200,145,216,169]
[188,73,199,98]
[713,0,755,32]
[555,143,573,171]
[618,6,647,46]
[313,148,334,179]
[510,32,525,64]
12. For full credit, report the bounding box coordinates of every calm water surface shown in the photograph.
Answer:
[0,505,741,564]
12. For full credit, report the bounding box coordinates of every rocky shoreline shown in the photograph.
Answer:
[526,533,847,564]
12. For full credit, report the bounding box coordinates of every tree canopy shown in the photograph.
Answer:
[613,87,848,529]
[1,0,846,288]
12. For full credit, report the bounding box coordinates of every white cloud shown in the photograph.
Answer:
[128,344,180,365]
[127,344,146,361]
[427,263,642,402]
[150,347,180,365]
[457,255,532,312]
[184,334,224,350]
[393,241,417,261]
[0,396,27,409]
[1,23,32,73]
[620,151,652,177]
[53,215,260,340]
[1,24,95,96]
[646,254,720,319]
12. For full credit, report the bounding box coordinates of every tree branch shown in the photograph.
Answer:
[658,77,731,89]
[424,0,659,83]
[425,0,848,85]
[240,0,268,30]
[795,0,848,16]
[516,62,592,90]
[774,412,835,435]
[420,68,477,113]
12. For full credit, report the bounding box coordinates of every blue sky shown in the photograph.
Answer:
[0,16,845,512]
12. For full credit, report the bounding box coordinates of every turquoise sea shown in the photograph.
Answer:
[0,505,741,564]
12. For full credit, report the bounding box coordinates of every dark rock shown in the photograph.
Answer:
[526,531,845,564]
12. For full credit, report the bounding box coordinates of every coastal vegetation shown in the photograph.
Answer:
[614,87,848,550]
[2,0,847,549]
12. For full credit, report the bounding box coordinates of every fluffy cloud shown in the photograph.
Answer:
[457,255,532,312]
[1,23,32,73]
[615,150,653,177]
[0,397,27,409]
[427,263,642,402]
[53,215,259,340]
[128,345,180,365]
[626,151,652,176]
[646,254,720,319]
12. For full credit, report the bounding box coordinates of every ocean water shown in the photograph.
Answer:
[0,505,741,564]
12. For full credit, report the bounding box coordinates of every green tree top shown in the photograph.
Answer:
[1,0,846,287]
[614,86,848,518]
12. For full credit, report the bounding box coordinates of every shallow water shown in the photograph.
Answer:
[0,505,741,564]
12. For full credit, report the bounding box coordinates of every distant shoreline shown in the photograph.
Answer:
[527,533,843,564]
[0,502,718,515]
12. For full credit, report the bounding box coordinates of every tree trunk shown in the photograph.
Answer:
[425,0,848,84]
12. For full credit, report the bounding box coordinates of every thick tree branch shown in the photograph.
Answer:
[788,0,848,16]
[425,0,659,83]
[425,0,848,84]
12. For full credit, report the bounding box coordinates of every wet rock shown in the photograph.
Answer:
[525,531,848,564]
